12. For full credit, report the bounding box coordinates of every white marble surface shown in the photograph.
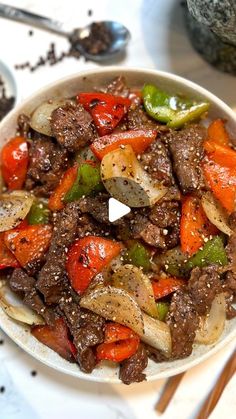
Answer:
[0,0,235,418]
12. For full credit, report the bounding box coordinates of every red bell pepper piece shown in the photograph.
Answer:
[66,236,122,294]
[4,224,52,268]
[96,338,139,363]
[1,137,28,190]
[48,165,78,211]
[96,322,140,362]
[180,196,218,255]
[15,219,29,230]
[90,129,157,160]
[31,318,77,362]
[204,141,236,168]
[207,119,229,147]
[152,277,186,299]
[203,159,236,213]
[0,233,19,269]
[104,322,138,343]
[77,92,131,136]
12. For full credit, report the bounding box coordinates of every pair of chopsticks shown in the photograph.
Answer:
[155,350,236,418]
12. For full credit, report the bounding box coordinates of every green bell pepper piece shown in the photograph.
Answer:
[124,241,151,271]
[156,246,187,277]
[142,84,209,128]
[64,162,104,203]
[184,236,228,271]
[27,201,50,225]
[156,302,169,321]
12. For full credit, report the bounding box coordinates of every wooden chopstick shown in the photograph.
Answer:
[155,372,185,414]
[196,350,236,419]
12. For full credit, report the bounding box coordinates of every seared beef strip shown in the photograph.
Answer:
[168,125,206,194]
[127,106,157,130]
[25,135,68,197]
[37,203,80,304]
[229,212,236,230]
[60,299,105,373]
[37,202,110,305]
[188,266,222,316]
[17,113,31,138]
[76,213,111,238]
[78,194,110,225]
[223,233,236,318]
[144,344,168,363]
[149,200,180,228]
[130,199,180,250]
[225,233,236,297]
[9,269,55,325]
[23,290,56,325]
[119,344,148,384]
[51,103,96,153]
[10,268,35,293]
[141,139,175,186]
[25,258,46,277]
[165,225,180,249]
[139,223,166,248]
[127,211,165,247]
[115,217,134,241]
[224,290,236,319]
[105,75,129,97]
[227,231,236,262]
[166,290,199,359]
[73,324,103,373]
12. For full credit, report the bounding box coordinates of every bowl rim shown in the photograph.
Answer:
[1,66,236,127]
[0,66,235,383]
[0,309,235,383]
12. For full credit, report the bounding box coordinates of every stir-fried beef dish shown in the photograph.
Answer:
[0,76,235,384]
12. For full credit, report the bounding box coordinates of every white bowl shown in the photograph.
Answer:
[0,67,235,383]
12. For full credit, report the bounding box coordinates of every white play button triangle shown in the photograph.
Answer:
[108,198,131,222]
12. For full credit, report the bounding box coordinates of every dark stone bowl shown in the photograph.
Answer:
[183,0,236,75]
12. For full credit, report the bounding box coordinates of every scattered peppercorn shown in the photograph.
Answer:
[0,386,5,393]
[31,370,37,377]
[88,9,93,17]
[15,21,113,72]
[28,30,34,36]
[0,339,4,345]
[15,42,80,72]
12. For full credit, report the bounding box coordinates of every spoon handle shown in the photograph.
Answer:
[0,3,69,36]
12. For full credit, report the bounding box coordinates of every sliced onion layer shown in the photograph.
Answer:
[0,191,34,232]
[111,264,158,318]
[0,281,44,325]
[142,312,172,357]
[80,286,172,355]
[201,192,233,236]
[195,293,226,345]
[30,98,72,136]
[101,145,167,207]
[80,286,144,335]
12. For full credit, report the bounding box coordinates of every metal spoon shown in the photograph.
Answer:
[0,3,130,61]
